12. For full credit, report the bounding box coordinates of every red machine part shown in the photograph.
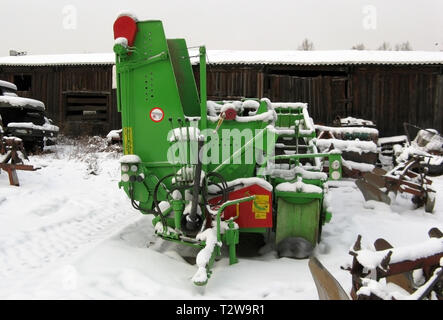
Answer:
[113,15,138,47]
[223,108,237,120]
[209,184,273,229]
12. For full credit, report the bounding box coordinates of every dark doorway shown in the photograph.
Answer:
[13,74,32,92]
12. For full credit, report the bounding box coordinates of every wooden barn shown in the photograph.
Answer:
[0,53,118,136]
[0,50,442,137]
[192,50,443,137]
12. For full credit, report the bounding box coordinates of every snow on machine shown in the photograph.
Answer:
[355,123,441,213]
[0,80,59,152]
[113,14,343,286]
[309,228,443,300]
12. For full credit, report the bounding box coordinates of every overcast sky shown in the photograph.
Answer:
[1,0,442,56]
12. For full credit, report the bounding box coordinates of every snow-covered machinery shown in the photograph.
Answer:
[315,117,379,178]
[401,123,443,176]
[356,155,436,213]
[113,15,343,285]
[345,229,443,300]
[0,80,59,152]
[355,123,441,213]
[309,228,443,300]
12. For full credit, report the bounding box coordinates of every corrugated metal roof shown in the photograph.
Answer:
[0,53,115,66]
[192,50,443,66]
[0,50,442,67]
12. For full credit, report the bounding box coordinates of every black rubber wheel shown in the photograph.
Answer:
[24,139,44,154]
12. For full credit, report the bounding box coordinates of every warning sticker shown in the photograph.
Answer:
[123,127,134,155]
[252,195,270,219]
[150,107,165,123]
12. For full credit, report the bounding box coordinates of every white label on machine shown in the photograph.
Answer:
[150,107,164,123]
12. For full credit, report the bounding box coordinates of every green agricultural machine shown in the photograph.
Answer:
[113,14,342,286]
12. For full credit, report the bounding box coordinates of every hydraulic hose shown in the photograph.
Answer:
[129,182,156,215]
[189,140,204,225]
[153,173,176,227]
[202,171,228,206]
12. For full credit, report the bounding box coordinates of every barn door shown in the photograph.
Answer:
[330,77,351,120]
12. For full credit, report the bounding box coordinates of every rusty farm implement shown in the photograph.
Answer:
[0,132,38,186]
[309,228,443,300]
[356,155,436,213]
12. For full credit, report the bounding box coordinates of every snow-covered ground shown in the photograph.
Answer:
[0,138,442,299]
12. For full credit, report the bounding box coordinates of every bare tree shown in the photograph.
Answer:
[352,43,366,50]
[377,42,392,50]
[298,38,314,51]
[394,41,413,51]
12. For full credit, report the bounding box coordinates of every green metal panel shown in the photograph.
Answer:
[116,20,186,168]
[208,121,268,181]
[167,39,200,117]
[239,227,267,233]
[275,197,321,246]
[115,20,202,205]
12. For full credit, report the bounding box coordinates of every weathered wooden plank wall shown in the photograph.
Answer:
[196,64,443,137]
[351,66,442,136]
[264,74,348,126]
[194,66,263,100]
[1,63,441,137]
[0,65,120,136]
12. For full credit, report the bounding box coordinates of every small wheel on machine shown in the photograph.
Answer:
[276,237,314,259]
[180,213,204,237]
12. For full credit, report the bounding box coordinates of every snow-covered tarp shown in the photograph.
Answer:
[339,117,375,127]
[378,135,408,146]
[0,80,17,91]
[315,125,379,137]
[7,122,59,132]
[315,138,378,154]
[0,96,45,111]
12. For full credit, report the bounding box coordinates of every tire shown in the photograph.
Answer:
[425,163,443,176]
[24,138,44,154]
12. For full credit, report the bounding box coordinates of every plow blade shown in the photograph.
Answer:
[374,238,415,294]
[355,178,391,205]
[308,257,349,300]
[362,171,386,189]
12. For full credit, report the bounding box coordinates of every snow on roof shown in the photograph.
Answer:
[0,53,115,67]
[191,50,443,66]
[0,50,442,67]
